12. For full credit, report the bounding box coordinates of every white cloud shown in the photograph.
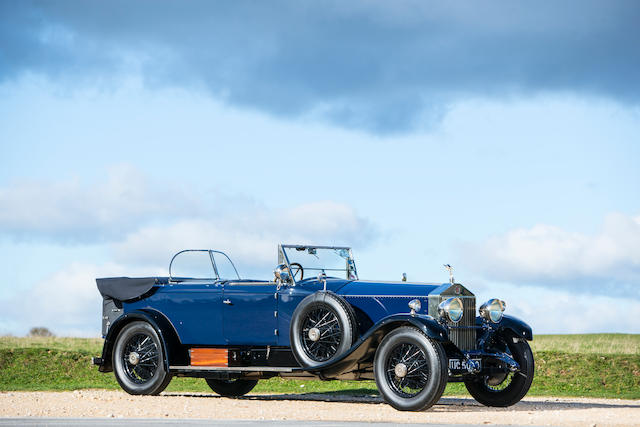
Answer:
[0,166,376,260]
[469,280,640,334]
[0,164,202,242]
[110,200,376,277]
[0,262,121,337]
[458,213,640,295]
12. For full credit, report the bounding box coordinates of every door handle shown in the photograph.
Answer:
[223,299,232,305]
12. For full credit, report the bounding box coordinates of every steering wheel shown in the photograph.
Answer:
[289,263,304,281]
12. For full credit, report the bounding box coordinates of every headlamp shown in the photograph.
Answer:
[479,298,506,323]
[438,297,464,323]
[408,299,421,315]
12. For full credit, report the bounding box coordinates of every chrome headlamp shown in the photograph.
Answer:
[274,264,291,284]
[438,297,463,323]
[479,298,506,323]
[408,299,421,315]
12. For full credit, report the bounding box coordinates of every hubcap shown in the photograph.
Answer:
[308,327,320,342]
[394,362,407,378]
[128,351,140,366]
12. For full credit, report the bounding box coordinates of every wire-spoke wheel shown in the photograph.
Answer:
[290,291,356,368]
[301,307,342,362]
[384,343,430,398]
[113,321,172,395]
[122,333,159,383]
[374,326,447,411]
[464,332,534,407]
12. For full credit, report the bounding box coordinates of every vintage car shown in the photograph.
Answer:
[93,244,534,411]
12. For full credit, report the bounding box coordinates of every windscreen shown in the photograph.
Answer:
[170,250,215,280]
[282,246,358,280]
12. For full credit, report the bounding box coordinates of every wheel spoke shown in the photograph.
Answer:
[313,311,331,327]
[301,307,343,362]
[138,336,150,349]
[385,341,429,398]
[122,332,159,384]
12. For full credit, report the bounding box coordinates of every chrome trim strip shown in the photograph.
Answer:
[355,280,442,285]
[342,295,428,298]
[225,281,275,286]
[281,244,351,250]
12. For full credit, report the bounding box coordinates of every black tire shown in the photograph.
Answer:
[112,321,172,395]
[290,291,356,368]
[205,378,259,397]
[464,334,535,407]
[374,326,448,411]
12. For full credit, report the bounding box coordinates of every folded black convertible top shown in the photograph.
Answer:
[96,277,159,301]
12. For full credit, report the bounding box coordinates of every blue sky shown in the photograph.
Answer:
[0,1,639,336]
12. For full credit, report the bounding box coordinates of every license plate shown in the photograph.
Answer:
[448,358,482,372]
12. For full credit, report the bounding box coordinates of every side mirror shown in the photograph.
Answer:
[274,264,291,284]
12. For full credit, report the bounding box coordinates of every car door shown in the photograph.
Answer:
[159,279,224,345]
[154,250,224,345]
[222,280,278,345]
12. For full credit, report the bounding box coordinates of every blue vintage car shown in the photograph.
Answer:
[94,244,534,411]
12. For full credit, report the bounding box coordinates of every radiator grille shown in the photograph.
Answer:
[446,296,477,351]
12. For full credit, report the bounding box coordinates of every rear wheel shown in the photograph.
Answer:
[374,326,447,411]
[112,321,172,395]
[464,334,534,407]
[205,378,258,396]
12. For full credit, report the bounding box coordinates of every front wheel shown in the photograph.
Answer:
[112,321,172,395]
[464,334,534,407]
[374,326,448,411]
[205,378,258,396]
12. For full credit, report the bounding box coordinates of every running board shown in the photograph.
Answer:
[170,365,302,373]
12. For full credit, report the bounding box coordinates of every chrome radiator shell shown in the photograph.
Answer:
[428,283,477,351]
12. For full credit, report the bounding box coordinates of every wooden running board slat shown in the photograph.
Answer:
[170,365,299,372]
[189,348,228,367]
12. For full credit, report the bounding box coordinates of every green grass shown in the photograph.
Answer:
[0,335,638,399]
[0,337,103,353]
[530,333,640,355]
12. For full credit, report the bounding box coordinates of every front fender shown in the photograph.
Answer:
[385,314,449,342]
[98,309,187,372]
[497,314,533,340]
[309,313,448,378]
[475,314,533,341]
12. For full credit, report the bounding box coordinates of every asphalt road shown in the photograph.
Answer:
[0,420,540,427]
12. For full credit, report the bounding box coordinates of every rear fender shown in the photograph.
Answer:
[97,309,187,372]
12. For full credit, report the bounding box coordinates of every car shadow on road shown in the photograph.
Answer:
[165,392,640,411]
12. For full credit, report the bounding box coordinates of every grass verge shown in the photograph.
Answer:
[0,335,638,399]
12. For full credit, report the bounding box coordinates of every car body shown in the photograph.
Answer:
[94,244,534,411]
